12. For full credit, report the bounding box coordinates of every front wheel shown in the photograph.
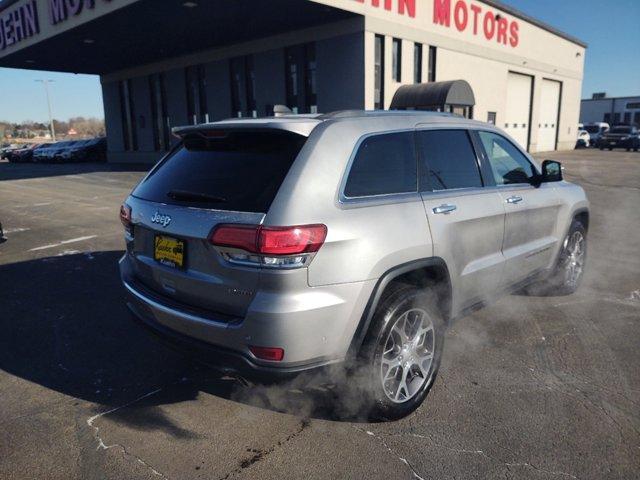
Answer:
[360,285,444,420]
[548,221,588,295]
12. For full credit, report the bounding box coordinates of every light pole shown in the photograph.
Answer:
[35,79,56,142]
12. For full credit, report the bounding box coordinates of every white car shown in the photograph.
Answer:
[576,129,590,148]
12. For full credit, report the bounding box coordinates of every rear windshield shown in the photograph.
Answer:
[132,130,307,213]
[584,126,600,133]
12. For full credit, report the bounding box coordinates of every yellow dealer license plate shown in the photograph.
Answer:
[154,235,185,268]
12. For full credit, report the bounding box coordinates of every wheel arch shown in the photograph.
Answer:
[573,208,589,232]
[348,257,452,358]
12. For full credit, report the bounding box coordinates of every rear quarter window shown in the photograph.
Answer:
[132,130,307,213]
[344,131,417,197]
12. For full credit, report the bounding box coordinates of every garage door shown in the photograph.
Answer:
[504,72,533,150]
[537,79,561,152]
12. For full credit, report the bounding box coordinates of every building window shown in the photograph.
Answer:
[185,65,208,124]
[149,73,170,151]
[392,38,402,82]
[245,56,257,118]
[634,112,640,125]
[623,112,631,124]
[305,43,317,113]
[119,79,137,151]
[285,47,299,114]
[413,43,422,84]
[603,113,611,123]
[428,45,437,82]
[374,35,385,109]
[230,57,244,118]
[285,43,317,114]
[487,112,496,125]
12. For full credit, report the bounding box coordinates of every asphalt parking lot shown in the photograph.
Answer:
[1,149,639,480]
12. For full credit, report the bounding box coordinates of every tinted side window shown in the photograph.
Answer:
[344,132,417,197]
[418,129,482,190]
[478,131,535,185]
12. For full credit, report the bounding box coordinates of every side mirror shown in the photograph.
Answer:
[541,160,563,183]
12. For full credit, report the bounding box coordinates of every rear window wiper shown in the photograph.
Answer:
[167,190,227,203]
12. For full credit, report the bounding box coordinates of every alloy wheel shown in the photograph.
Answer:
[563,231,585,288]
[380,308,435,403]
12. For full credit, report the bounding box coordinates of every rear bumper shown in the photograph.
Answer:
[127,298,334,381]
[120,254,374,380]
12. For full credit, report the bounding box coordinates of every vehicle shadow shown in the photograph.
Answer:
[0,160,150,182]
[0,251,375,429]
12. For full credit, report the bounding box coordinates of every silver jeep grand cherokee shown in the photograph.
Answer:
[120,111,589,418]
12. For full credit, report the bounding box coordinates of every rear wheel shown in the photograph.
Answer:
[360,284,444,420]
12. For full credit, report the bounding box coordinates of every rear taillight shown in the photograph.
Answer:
[209,224,327,268]
[120,204,132,235]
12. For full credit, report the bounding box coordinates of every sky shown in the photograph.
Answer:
[0,0,638,123]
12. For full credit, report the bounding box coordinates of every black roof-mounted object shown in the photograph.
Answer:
[390,80,475,117]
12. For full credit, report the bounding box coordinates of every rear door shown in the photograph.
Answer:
[417,128,506,311]
[475,130,561,288]
[126,129,307,318]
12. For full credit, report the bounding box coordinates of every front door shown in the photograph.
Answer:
[475,130,562,288]
[417,128,506,312]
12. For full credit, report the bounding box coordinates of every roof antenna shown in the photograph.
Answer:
[273,105,293,117]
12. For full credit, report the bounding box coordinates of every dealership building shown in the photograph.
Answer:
[0,0,586,162]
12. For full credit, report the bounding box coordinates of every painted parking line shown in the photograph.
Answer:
[29,235,98,252]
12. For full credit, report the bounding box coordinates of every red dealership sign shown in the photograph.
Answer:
[434,0,519,47]
[353,0,416,18]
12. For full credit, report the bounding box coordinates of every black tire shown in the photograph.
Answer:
[626,148,631,152]
[608,147,613,151]
[528,220,587,296]
[359,284,444,420]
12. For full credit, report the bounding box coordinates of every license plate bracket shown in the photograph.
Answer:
[154,235,185,269]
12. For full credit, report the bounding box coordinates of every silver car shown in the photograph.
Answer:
[120,111,589,419]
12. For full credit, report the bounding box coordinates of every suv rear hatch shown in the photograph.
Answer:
[125,128,309,319]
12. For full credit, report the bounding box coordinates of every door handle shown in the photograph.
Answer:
[432,204,457,214]
[506,195,523,204]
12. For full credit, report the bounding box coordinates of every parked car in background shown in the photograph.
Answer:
[6,143,47,163]
[33,140,75,163]
[59,137,107,162]
[0,144,21,159]
[583,122,609,147]
[598,125,640,151]
[576,129,590,148]
[50,141,80,163]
